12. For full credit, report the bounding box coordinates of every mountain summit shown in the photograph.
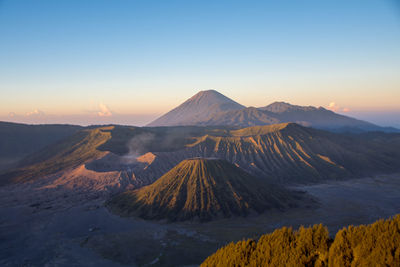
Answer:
[147,89,397,132]
[107,158,298,221]
[147,90,244,126]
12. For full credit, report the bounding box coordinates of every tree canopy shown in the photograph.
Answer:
[202,214,400,267]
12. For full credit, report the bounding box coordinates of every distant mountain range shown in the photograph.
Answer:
[148,90,398,132]
[2,123,400,187]
[1,90,400,204]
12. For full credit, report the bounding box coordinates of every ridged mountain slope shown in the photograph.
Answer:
[157,123,400,184]
[3,123,400,188]
[107,158,298,222]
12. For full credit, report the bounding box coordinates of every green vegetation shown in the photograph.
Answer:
[202,214,400,266]
[107,158,299,222]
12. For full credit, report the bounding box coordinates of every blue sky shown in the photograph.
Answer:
[0,0,399,126]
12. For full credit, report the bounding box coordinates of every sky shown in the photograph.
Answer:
[0,0,399,127]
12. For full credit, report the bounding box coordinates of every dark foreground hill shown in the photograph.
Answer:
[107,158,301,222]
[202,214,400,267]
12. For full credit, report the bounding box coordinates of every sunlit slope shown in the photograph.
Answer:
[202,214,400,267]
[107,158,298,222]
[2,123,400,187]
[0,125,222,186]
[183,123,400,183]
[0,127,112,185]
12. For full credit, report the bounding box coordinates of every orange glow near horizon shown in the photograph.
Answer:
[1,87,399,128]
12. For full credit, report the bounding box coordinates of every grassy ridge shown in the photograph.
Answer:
[202,214,400,266]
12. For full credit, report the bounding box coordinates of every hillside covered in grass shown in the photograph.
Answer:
[202,214,400,266]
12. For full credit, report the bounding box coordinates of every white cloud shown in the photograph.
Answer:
[25,109,45,117]
[327,102,350,113]
[8,112,16,117]
[97,103,112,117]
[327,102,339,112]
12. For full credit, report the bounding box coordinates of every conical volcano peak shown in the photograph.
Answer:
[184,90,241,107]
[190,89,222,97]
[147,90,244,126]
[147,90,385,131]
[107,158,299,222]
[188,89,233,102]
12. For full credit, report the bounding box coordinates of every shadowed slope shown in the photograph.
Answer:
[200,107,279,127]
[0,121,82,170]
[260,102,381,131]
[107,158,298,222]
[199,101,385,131]
[147,90,244,126]
[0,127,112,185]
